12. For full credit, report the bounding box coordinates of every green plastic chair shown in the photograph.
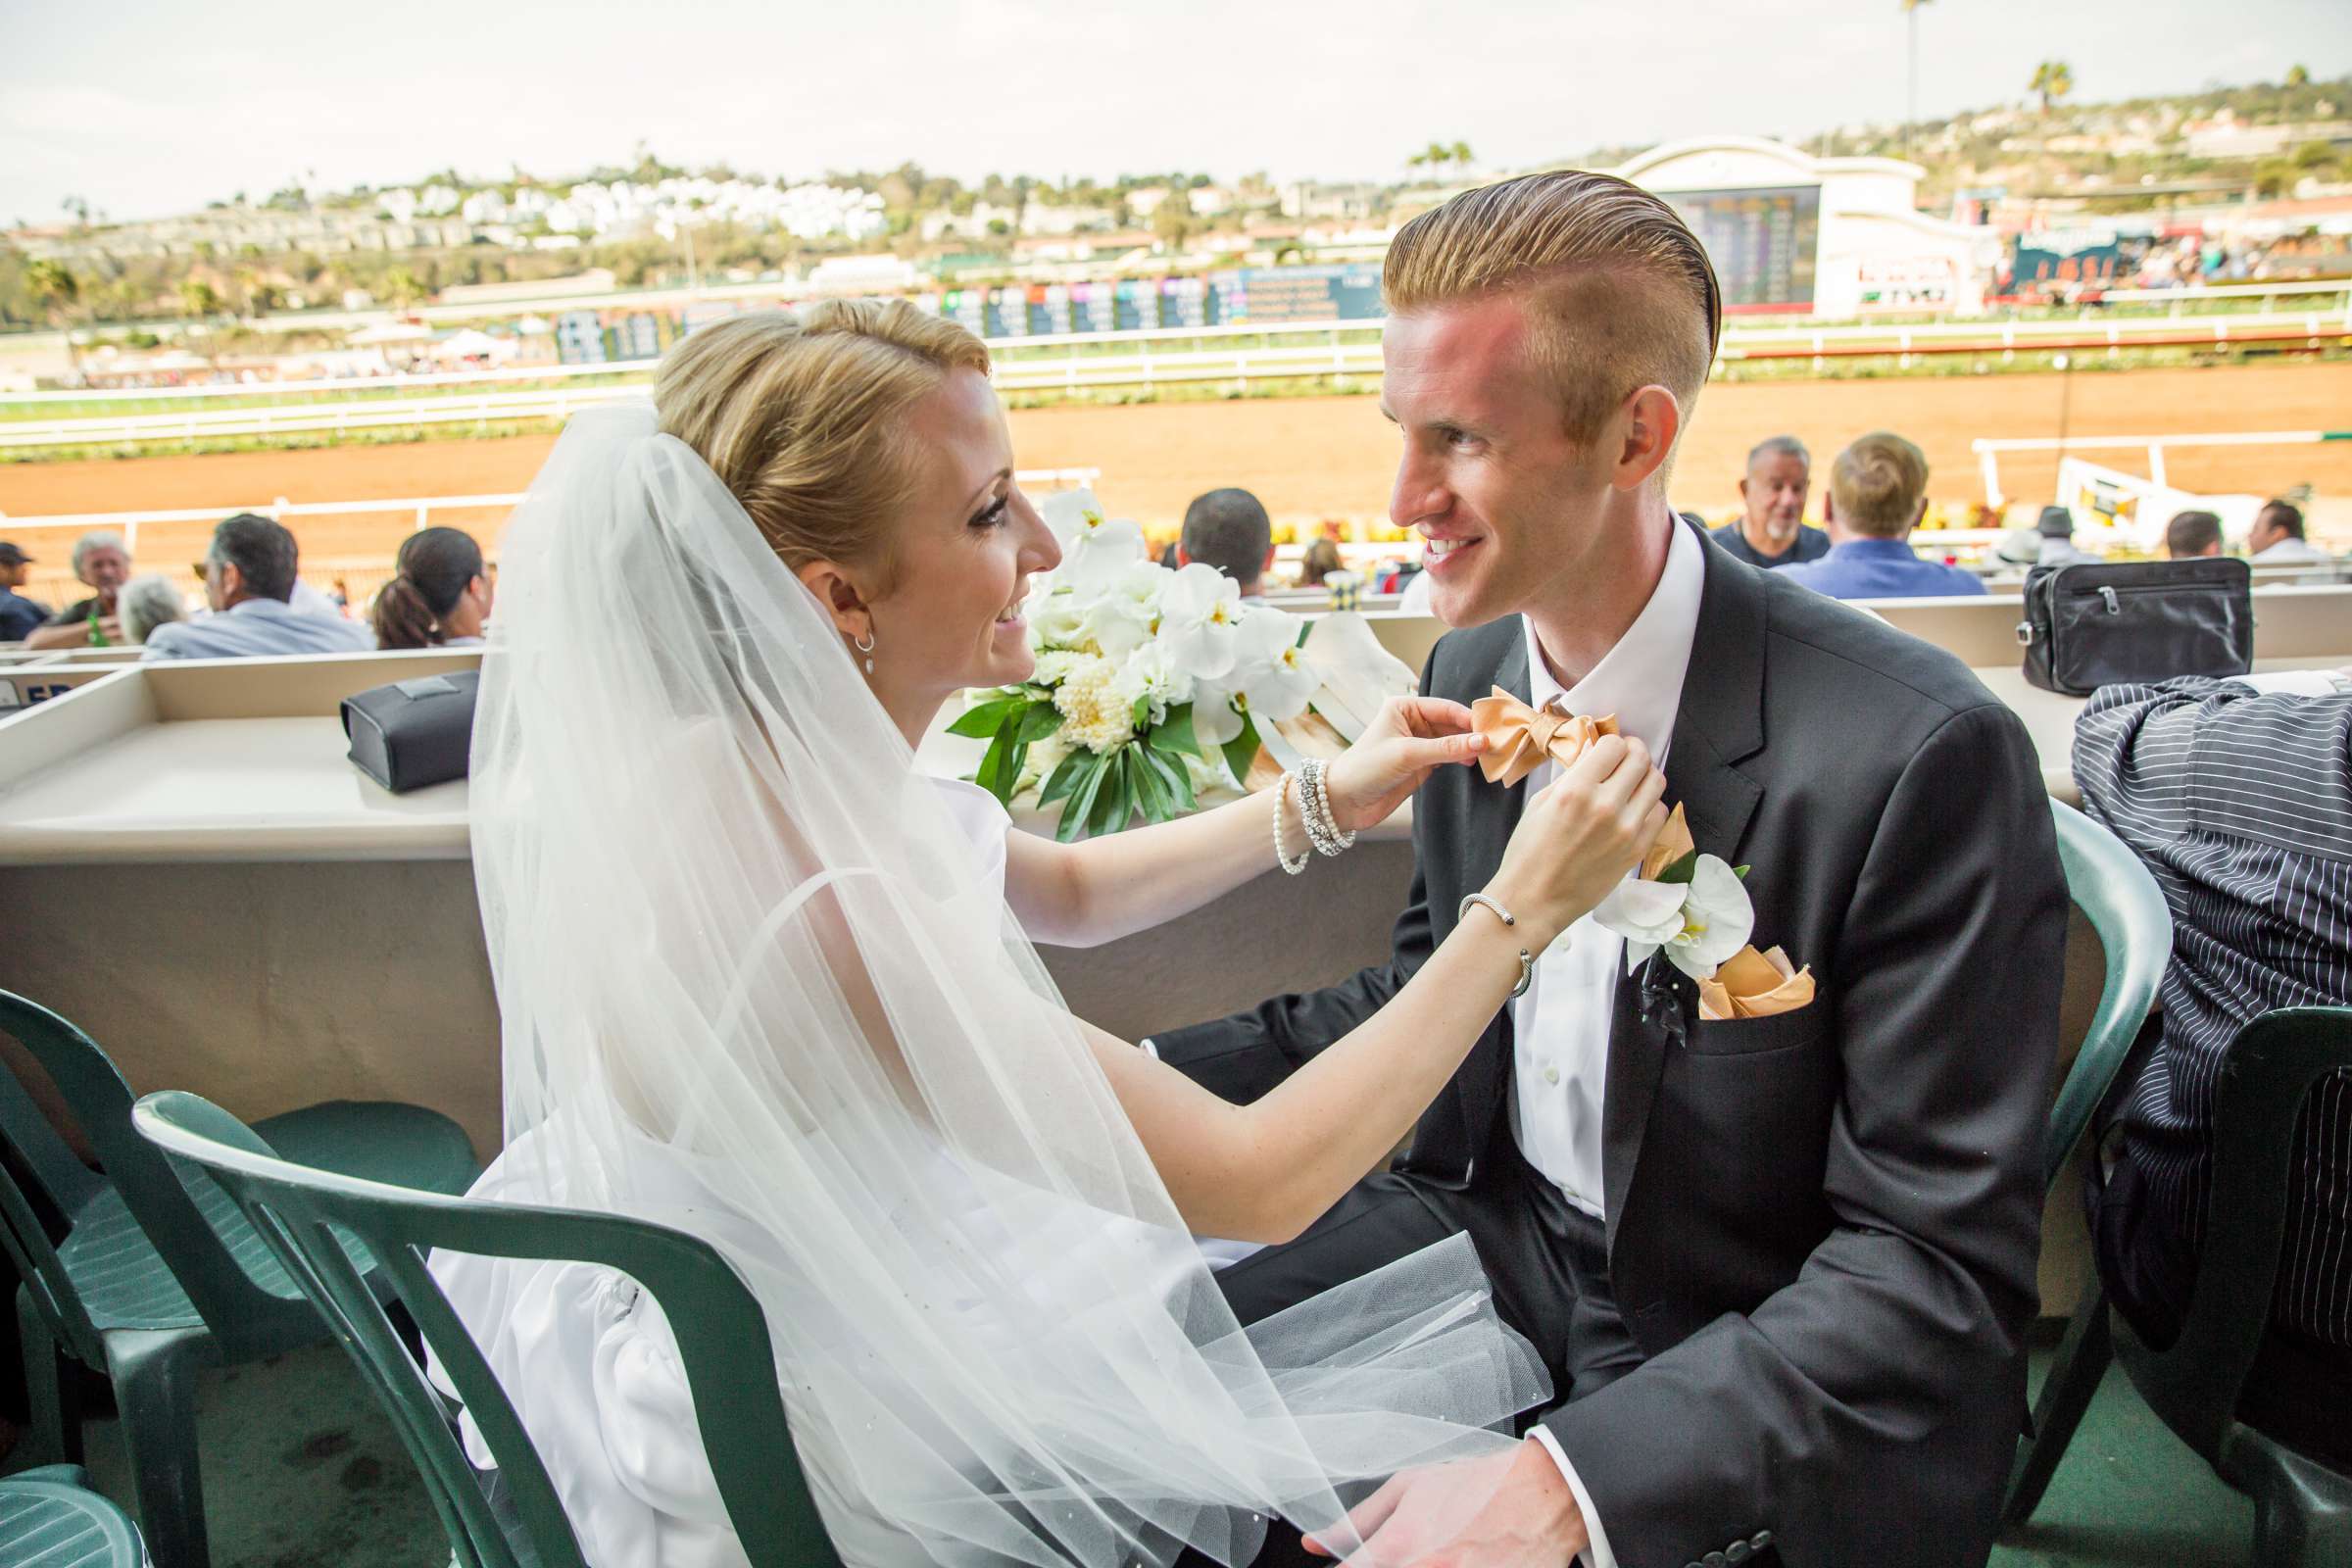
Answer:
[130,1090,844,1568]
[2041,800,2177,1196]
[0,1464,147,1567]
[1997,803,2174,1514]
[2005,1006,2352,1566]
[0,989,479,1568]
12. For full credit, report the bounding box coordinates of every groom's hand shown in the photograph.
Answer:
[1324,695,1489,834]
[1302,1441,1586,1568]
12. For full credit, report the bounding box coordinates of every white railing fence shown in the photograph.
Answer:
[1971,429,2351,508]
[8,291,2347,448]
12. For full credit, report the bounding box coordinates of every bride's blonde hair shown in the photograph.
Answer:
[656,302,993,585]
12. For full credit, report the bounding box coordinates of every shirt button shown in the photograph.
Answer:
[1544,1063,1560,1085]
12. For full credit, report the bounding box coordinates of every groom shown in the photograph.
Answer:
[1154,172,2067,1568]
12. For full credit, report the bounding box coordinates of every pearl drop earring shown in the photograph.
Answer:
[854,628,876,675]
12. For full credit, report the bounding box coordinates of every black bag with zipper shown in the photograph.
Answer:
[342,670,480,793]
[2018,557,2253,696]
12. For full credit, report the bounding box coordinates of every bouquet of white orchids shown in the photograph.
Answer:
[954,489,1320,840]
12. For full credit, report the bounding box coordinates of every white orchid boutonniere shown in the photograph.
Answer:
[1589,805,1754,980]
[1587,802,1818,1019]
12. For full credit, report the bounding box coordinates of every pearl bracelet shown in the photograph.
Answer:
[1272,773,1308,875]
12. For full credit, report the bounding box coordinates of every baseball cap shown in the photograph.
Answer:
[0,542,32,565]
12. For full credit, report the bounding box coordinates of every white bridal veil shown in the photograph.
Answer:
[459,402,1548,1567]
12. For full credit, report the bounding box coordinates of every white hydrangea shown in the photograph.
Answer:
[1114,640,1194,728]
[1030,649,1096,688]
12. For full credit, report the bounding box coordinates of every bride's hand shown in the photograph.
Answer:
[1319,696,1491,833]
[1484,735,1668,949]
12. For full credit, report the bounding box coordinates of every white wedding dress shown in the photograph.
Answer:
[433,402,1548,1568]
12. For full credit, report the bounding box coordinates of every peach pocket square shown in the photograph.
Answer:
[1696,944,1817,1022]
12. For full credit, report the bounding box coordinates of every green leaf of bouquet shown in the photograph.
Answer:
[1655,849,1700,886]
[1220,711,1262,791]
[1058,753,1109,843]
[1037,751,1090,808]
[973,734,1014,803]
[1733,864,1750,879]
[1017,699,1063,743]
[1090,753,1134,837]
[1137,743,1194,814]
[1131,747,1173,821]
[947,694,1021,738]
[1149,702,1200,759]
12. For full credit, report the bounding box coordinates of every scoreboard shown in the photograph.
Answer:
[1654,185,1821,311]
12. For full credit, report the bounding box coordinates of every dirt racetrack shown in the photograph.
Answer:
[4,363,2347,595]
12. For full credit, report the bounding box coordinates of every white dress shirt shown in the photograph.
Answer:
[2249,536,2332,565]
[1511,518,1704,1568]
[1508,516,1705,1217]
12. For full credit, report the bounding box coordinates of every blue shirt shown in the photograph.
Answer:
[1707,520,1832,570]
[1776,537,1986,601]
[141,597,376,660]
[0,588,49,642]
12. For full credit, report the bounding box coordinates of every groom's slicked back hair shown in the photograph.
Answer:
[1383,171,1722,450]
[657,301,991,589]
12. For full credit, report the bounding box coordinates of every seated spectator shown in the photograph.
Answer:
[23,530,130,650]
[1992,527,2045,570]
[2073,668,2352,1468]
[2034,505,2104,567]
[1709,435,1831,568]
[118,574,188,645]
[2164,509,2224,560]
[1176,488,1276,600]
[1297,537,1344,588]
[0,542,50,642]
[371,527,493,649]
[2246,498,2331,565]
[1777,432,1986,601]
[142,514,376,661]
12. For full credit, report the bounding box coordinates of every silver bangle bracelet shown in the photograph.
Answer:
[1457,893,1536,999]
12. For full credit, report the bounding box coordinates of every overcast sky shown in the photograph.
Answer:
[8,0,2350,225]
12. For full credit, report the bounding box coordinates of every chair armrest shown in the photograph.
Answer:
[2134,1006,2352,1453]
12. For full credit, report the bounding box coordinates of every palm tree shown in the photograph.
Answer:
[178,277,224,366]
[1900,0,1933,161]
[2030,60,2074,117]
[381,268,426,308]
[2286,64,2310,87]
[26,258,81,367]
[1448,140,1475,173]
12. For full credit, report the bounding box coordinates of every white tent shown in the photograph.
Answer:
[346,320,434,346]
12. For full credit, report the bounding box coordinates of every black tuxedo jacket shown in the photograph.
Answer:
[1155,520,2068,1568]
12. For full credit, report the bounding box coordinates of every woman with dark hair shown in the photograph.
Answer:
[372,526,492,648]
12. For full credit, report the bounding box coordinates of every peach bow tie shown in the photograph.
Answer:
[1469,686,1619,788]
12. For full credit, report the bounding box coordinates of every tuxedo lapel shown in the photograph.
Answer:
[1601,524,1770,1245]
[1445,622,1534,1162]
[1467,623,1534,885]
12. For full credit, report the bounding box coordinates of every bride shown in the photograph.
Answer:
[433,301,1666,1568]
